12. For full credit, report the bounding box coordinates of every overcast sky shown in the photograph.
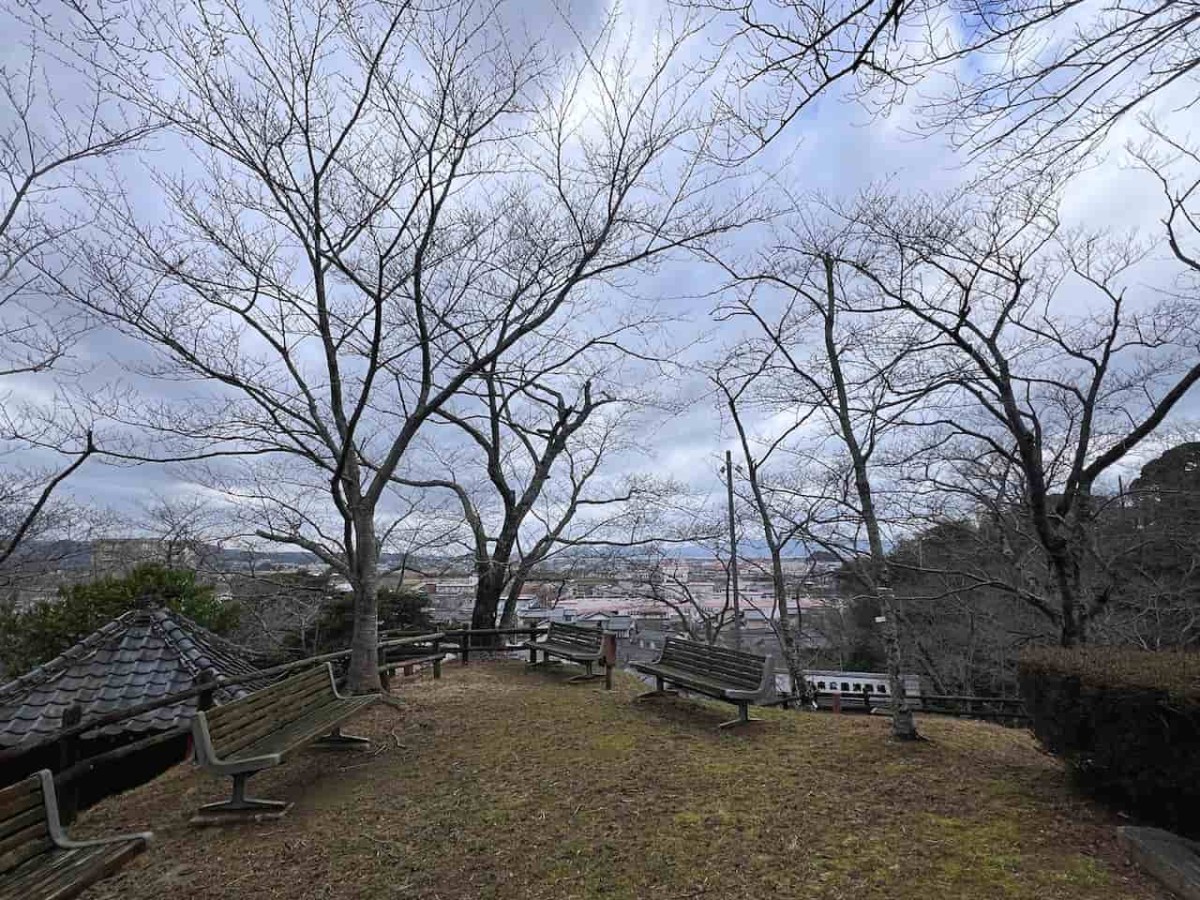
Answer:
[4,0,1199,539]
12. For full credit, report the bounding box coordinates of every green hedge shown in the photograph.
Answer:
[1018,646,1200,836]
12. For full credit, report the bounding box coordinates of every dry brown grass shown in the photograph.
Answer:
[76,661,1169,899]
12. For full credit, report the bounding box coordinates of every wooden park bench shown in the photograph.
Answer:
[190,662,379,822]
[0,769,151,900]
[521,622,611,689]
[632,638,774,728]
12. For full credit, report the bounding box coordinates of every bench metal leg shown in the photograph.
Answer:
[313,726,371,750]
[193,773,292,824]
[718,702,760,730]
[567,661,604,683]
[636,676,678,699]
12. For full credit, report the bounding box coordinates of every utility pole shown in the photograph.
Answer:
[725,450,741,648]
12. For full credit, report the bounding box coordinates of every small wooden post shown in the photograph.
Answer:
[378,645,391,691]
[461,630,471,666]
[832,692,842,714]
[197,669,217,712]
[58,704,83,825]
[601,633,617,691]
[432,639,442,679]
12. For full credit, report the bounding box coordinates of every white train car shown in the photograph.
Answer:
[775,670,923,709]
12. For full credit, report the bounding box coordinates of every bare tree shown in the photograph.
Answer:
[693,0,1200,170]
[927,0,1200,171]
[628,535,737,643]
[0,4,150,567]
[682,0,938,152]
[712,207,931,739]
[399,325,664,631]
[840,179,1200,647]
[56,0,748,691]
[710,361,818,699]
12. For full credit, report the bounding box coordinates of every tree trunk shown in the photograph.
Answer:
[345,512,382,693]
[770,550,809,703]
[877,586,917,740]
[471,564,507,632]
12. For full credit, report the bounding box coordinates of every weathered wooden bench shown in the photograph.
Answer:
[191,662,379,821]
[521,621,610,688]
[632,638,774,728]
[0,769,151,900]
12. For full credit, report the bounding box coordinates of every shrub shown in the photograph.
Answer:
[1018,646,1200,836]
[0,563,239,676]
[292,586,433,654]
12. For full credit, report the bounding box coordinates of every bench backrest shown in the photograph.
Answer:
[658,638,769,692]
[199,663,338,759]
[544,621,603,652]
[0,771,53,876]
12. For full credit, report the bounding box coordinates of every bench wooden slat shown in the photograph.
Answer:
[0,821,48,861]
[0,805,46,844]
[205,667,330,730]
[657,647,761,673]
[208,670,339,751]
[658,646,764,674]
[209,678,338,754]
[637,663,758,697]
[659,642,765,673]
[207,667,332,737]
[0,839,144,900]
[0,833,53,877]
[0,782,42,825]
[230,696,375,762]
[523,622,603,661]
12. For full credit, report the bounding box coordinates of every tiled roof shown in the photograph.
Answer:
[0,607,270,750]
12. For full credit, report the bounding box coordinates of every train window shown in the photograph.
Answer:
[840,682,849,691]
[865,684,874,692]
[817,681,826,689]
[877,685,887,694]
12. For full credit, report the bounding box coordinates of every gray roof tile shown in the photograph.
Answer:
[0,607,271,750]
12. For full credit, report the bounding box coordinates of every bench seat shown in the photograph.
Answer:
[534,639,601,663]
[632,638,774,728]
[0,770,151,900]
[227,694,377,762]
[633,663,766,701]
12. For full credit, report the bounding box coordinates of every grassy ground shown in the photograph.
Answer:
[77,661,1168,900]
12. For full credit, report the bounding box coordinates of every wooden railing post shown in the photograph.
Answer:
[197,669,217,711]
[57,704,82,825]
[432,638,442,679]
[462,630,471,666]
[601,633,616,691]
[378,645,391,691]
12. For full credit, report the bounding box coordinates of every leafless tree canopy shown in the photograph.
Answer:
[44,0,749,689]
[692,0,1200,169]
[0,4,151,567]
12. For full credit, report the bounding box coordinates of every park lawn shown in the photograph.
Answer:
[77,661,1168,900]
